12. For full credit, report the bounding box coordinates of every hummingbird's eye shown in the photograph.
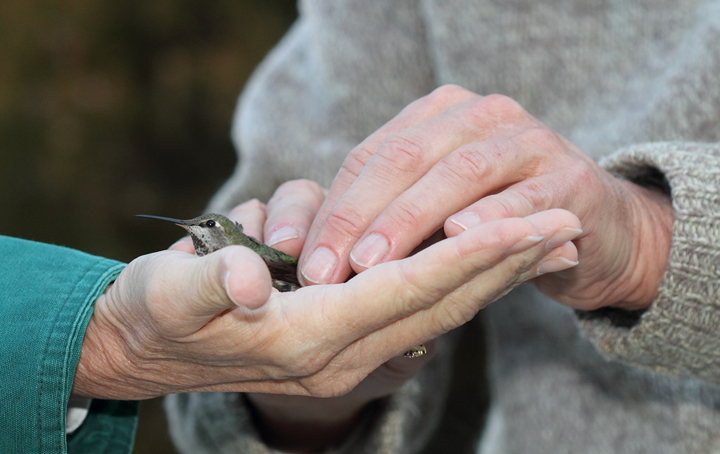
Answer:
[205,220,216,228]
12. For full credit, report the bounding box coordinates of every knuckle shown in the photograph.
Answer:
[228,198,266,222]
[427,84,472,105]
[396,263,441,313]
[234,198,265,213]
[477,94,528,123]
[340,145,375,179]
[272,179,326,208]
[273,332,332,377]
[570,159,597,183]
[414,85,480,118]
[322,204,365,239]
[515,179,552,211]
[482,93,523,113]
[481,193,519,219]
[521,126,561,149]
[437,300,477,333]
[451,94,527,132]
[245,198,264,209]
[386,198,426,230]
[376,134,426,173]
[277,178,316,194]
[440,145,492,184]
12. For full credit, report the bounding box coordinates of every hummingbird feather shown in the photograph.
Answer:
[137,213,300,292]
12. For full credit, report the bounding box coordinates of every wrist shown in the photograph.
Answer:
[610,180,673,311]
[72,293,150,400]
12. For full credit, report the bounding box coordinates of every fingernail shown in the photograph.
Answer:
[301,247,337,284]
[450,212,480,230]
[351,233,390,268]
[508,235,544,254]
[546,228,583,251]
[222,271,241,307]
[537,257,579,276]
[267,225,300,246]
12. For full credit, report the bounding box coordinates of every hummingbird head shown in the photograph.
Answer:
[136,213,241,256]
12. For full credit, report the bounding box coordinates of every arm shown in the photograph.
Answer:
[164,189,581,454]
[0,198,578,454]
[0,236,136,454]
[296,86,720,385]
[578,142,720,384]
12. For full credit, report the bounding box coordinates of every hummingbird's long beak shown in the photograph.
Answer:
[136,214,189,226]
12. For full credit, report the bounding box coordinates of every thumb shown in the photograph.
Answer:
[174,246,274,323]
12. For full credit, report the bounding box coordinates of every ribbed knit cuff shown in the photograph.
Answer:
[577,142,720,385]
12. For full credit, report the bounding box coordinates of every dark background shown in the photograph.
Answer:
[0,0,296,452]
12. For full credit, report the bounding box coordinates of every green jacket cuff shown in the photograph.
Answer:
[0,236,138,453]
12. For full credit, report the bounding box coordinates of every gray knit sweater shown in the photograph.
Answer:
[165,1,720,452]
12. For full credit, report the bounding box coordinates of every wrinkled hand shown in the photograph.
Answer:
[72,180,581,407]
[218,182,438,452]
[299,85,673,311]
[209,182,581,452]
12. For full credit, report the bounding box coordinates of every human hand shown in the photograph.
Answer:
[72,180,582,407]
[298,85,673,311]
[220,181,438,452]
[180,181,580,452]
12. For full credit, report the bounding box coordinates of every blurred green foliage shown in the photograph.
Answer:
[0,1,296,452]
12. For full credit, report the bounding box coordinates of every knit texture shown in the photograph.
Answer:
[168,1,720,452]
[581,142,720,384]
[165,332,459,454]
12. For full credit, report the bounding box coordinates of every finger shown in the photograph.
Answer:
[533,241,580,278]
[143,247,273,335]
[299,114,483,284]
[444,169,580,237]
[226,199,267,241]
[299,87,480,284]
[311,86,480,231]
[113,247,273,342]
[168,236,195,254]
[319,211,581,373]
[346,134,544,271]
[264,179,326,258]
[292,211,580,393]
[412,208,580,322]
[282,210,579,360]
[349,339,437,398]
[301,95,539,285]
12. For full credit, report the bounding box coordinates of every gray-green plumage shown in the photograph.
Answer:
[137,213,300,292]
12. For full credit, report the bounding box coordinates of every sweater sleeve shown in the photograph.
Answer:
[164,329,470,454]
[577,142,720,385]
[0,235,138,454]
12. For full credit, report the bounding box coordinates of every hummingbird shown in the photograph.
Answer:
[136,213,300,292]
[137,213,426,358]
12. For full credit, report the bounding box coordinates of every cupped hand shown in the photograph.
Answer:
[299,85,673,311]
[224,182,439,451]
[72,180,582,405]
[206,182,580,452]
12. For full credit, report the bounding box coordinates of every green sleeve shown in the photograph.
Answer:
[0,235,139,454]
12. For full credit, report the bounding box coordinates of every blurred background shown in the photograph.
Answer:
[0,0,296,452]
